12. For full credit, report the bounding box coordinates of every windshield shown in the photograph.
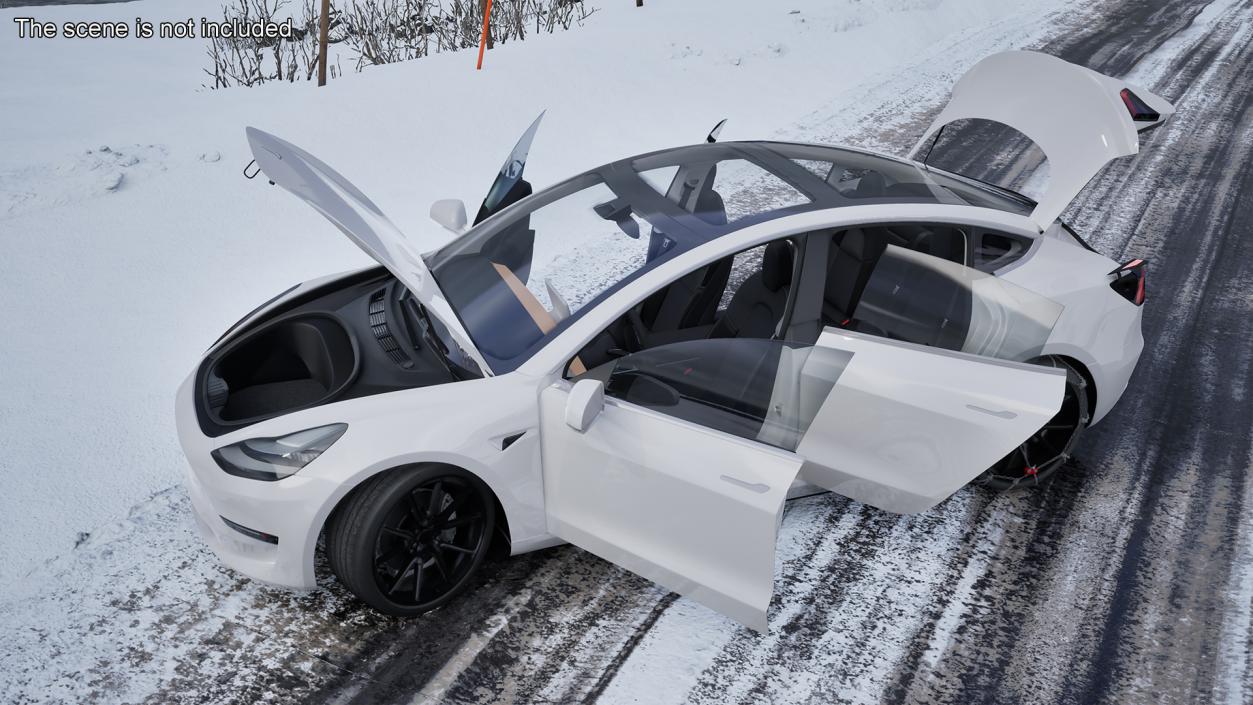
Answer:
[427,173,676,373]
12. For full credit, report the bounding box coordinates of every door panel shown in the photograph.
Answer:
[853,244,1063,361]
[540,383,802,632]
[797,329,1065,513]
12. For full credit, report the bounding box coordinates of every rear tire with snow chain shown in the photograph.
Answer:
[974,357,1089,492]
[327,465,495,617]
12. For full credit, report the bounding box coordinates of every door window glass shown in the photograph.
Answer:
[717,244,768,311]
[972,230,1031,272]
[853,245,1062,360]
[603,338,852,451]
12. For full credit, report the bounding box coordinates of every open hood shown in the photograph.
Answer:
[245,127,491,374]
[913,51,1175,230]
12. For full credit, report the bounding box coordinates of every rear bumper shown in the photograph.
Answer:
[176,372,336,590]
[1084,305,1143,425]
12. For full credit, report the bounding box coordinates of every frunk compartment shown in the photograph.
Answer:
[207,313,357,423]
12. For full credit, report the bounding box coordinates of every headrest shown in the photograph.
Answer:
[840,228,867,257]
[692,165,727,226]
[761,240,794,292]
[837,228,888,263]
[854,171,886,198]
[695,188,727,226]
[910,229,935,255]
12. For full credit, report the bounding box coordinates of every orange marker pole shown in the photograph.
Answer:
[476,0,494,70]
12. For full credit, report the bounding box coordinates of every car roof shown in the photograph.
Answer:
[585,140,1037,248]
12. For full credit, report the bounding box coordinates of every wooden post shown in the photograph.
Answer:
[476,0,494,70]
[317,0,330,86]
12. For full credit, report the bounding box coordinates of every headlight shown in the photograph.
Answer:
[211,424,347,481]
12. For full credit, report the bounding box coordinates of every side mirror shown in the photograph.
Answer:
[564,379,604,432]
[430,199,468,235]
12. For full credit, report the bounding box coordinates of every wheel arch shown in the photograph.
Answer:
[309,459,512,586]
[1036,350,1097,426]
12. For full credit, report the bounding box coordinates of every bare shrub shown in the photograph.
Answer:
[205,0,596,89]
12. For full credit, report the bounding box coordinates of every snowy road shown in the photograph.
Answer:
[2,0,1251,703]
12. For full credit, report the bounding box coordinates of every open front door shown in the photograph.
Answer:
[540,378,802,632]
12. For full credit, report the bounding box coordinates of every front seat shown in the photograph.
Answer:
[710,240,794,339]
[822,229,886,326]
[632,168,732,344]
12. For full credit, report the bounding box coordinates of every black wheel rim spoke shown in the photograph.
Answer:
[381,526,414,541]
[426,481,444,519]
[371,475,488,609]
[387,557,420,595]
[412,559,425,602]
[431,548,452,580]
[436,540,475,556]
[436,513,482,531]
[406,491,426,526]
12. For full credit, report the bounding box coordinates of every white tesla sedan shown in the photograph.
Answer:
[176,51,1169,630]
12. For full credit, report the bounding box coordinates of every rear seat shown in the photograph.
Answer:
[821,225,966,329]
[821,229,887,326]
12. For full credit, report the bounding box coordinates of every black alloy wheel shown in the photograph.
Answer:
[328,465,495,616]
[975,357,1090,491]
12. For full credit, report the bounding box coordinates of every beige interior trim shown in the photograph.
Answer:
[493,262,556,333]
[492,262,586,375]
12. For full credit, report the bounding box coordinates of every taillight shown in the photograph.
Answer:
[1109,259,1147,306]
[1120,88,1160,122]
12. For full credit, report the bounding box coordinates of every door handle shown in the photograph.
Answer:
[966,404,1017,420]
[721,475,770,494]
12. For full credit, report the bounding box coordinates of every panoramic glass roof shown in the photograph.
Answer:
[425,141,1035,374]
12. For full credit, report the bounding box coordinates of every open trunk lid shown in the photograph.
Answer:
[913,50,1175,231]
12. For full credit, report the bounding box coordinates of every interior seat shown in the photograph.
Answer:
[851,171,887,198]
[909,227,967,263]
[710,240,794,339]
[632,168,732,345]
[822,229,886,326]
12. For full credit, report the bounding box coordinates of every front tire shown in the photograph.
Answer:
[327,465,495,616]
[974,357,1090,491]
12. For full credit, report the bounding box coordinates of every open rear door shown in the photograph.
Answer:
[913,50,1175,230]
[796,329,1064,513]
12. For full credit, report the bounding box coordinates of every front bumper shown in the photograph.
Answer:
[176,373,338,590]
